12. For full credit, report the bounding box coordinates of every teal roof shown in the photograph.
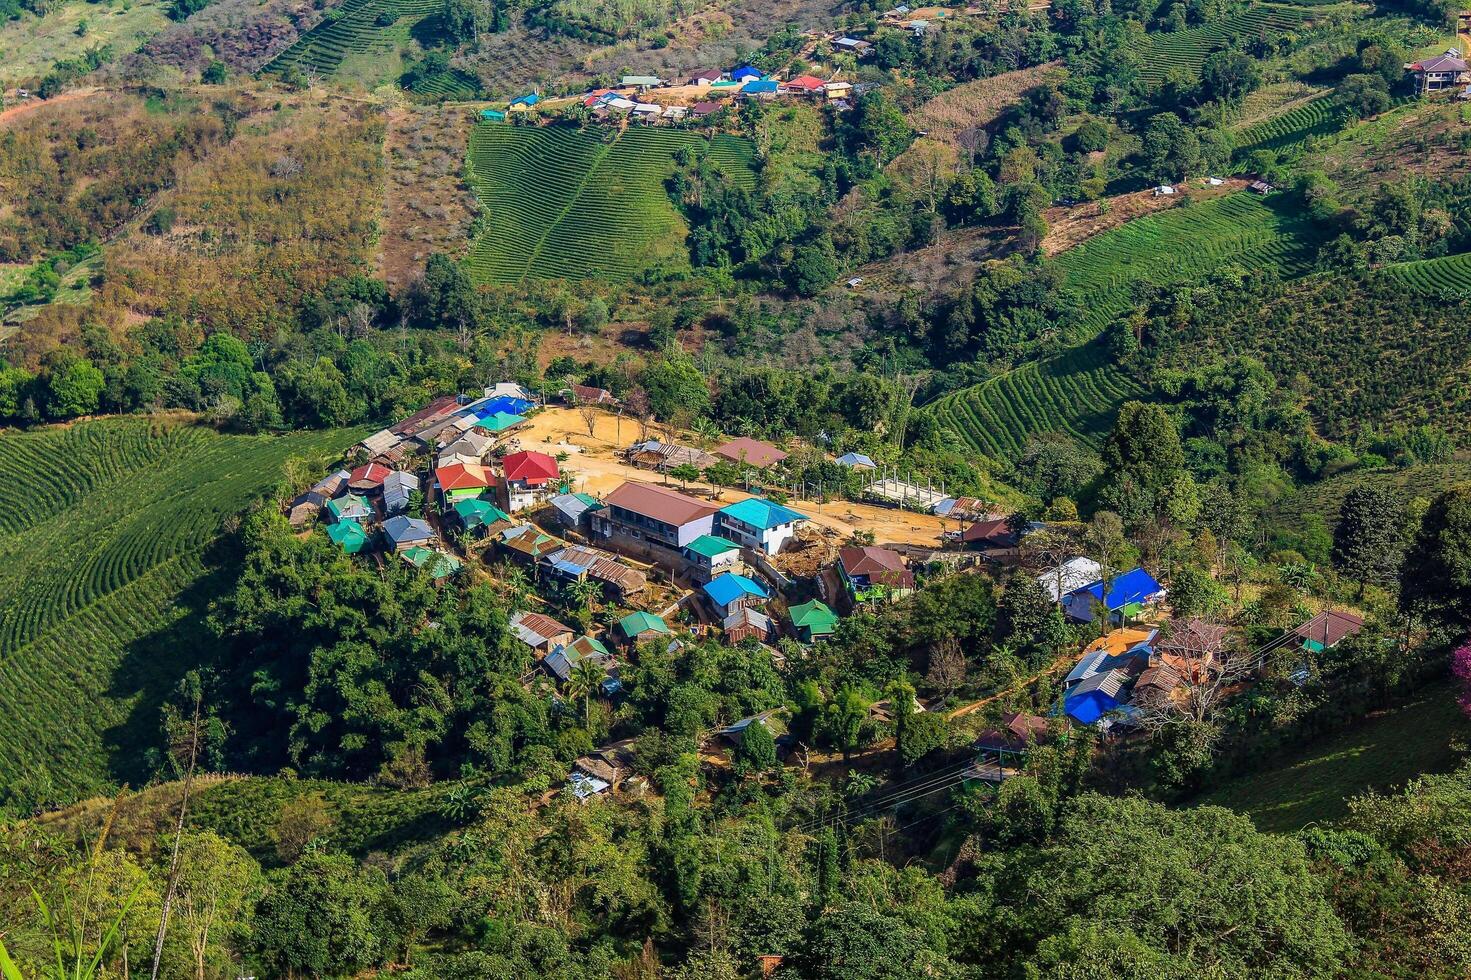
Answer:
[402,546,462,576]
[619,611,670,637]
[685,534,741,558]
[720,497,807,530]
[454,498,511,528]
[327,520,367,552]
[473,411,527,432]
[789,599,838,632]
[703,573,768,607]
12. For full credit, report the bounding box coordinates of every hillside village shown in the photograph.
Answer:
[294,386,1370,799]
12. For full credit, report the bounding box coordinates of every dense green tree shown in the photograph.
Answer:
[1332,485,1405,593]
[1400,486,1471,626]
[1103,401,1186,496]
[44,354,104,419]
[253,852,392,977]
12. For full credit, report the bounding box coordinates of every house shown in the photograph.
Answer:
[1295,609,1365,652]
[589,556,647,600]
[326,494,371,524]
[783,74,827,95]
[360,428,405,461]
[566,382,617,406]
[1153,184,1176,196]
[568,747,630,798]
[472,411,527,434]
[1155,618,1232,676]
[326,520,368,554]
[731,64,763,82]
[551,491,601,532]
[1063,567,1165,624]
[593,481,720,550]
[499,524,564,565]
[287,491,327,528]
[1407,50,1470,94]
[712,709,784,745]
[1038,557,1101,602]
[382,515,435,553]
[544,634,612,683]
[788,599,838,643]
[1206,176,1225,186]
[500,450,560,512]
[633,102,662,122]
[582,88,617,107]
[480,108,506,122]
[1065,668,1133,724]
[713,436,787,468]
[401,546,461,581]
[442,429,495,461]
[959,516,1019,550]
[716,497,806,556]
[975,712,1051,753]
[823,81,853,100]
[838,546,914,603]
[692,100,722,119]
[683,534,743,582]
[391,394,463,438]
[688,68,723,85]
[382,471,418,515]
[509,92,539,109]
[663,105,689,121]
[452,498,511,537]
[348,462,392,493]
[723,607,771,644]
[741,79,780,98]
[543,544,606,584]
[617,611,671,645]
[1133,662,1184,706]
[703,573,769,617]
[626,439,718,472]
[605,96,637,113]
[833,36,871,54]
[621,75,663,89]
[435,462,496,506]
[311,469,350,498]
[1248,179,1275,194]
[835,451,876,470]
[510,610,575,655]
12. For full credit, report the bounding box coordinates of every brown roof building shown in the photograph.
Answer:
[594,481,720,549]
[1295,609,1366,651]
[713,436,788,469]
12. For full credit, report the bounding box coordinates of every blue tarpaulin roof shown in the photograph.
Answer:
[719,497,806,529]
[742,79,779,93]
[1069,567,1163,611]
[1065,669,1131,724]
[703,573,768,607]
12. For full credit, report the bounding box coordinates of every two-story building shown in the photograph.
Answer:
[593,482,719,551]
[1407,50,1470,94]
[715,497,806,556]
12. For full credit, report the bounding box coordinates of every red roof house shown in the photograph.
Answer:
[502,450,559,486]
[348,462,393,491]
[713,436,787,468]
[783,74,827,94]
[436,462,496,493]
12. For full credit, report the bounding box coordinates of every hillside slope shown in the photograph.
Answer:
[0,417,356,805]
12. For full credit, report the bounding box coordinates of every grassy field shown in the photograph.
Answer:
[0,0,169,85]
[0,417,357,804]
[925,192,1324,461]
[1196,682,1471,832]
[464,123,756,284]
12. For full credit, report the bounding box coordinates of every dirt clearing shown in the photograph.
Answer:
[1041,176,1248,256]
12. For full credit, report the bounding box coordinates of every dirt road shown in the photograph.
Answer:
[0,87,100,128]
[517,408,950,548]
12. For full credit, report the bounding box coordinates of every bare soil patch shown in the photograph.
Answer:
[1040,176,1248,256]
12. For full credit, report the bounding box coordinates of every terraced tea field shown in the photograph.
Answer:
[1381,251,1471,294]
[261,0,439,80]
[1232,96,1350,161]
[929,339,1146,458]
[410,66,481,99]
[927,192,1326,461]
[1051,191,1324,342]
[0,418,356,802]
[1135,6,1310,85]
[464,124,757,284]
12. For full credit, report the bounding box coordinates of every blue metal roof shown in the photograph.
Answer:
[731,65,763,80]
[383,515,433,544]
[703,573,768,607]
[719,497,806,530]
[742,79,779,93]
[836,452,876,468]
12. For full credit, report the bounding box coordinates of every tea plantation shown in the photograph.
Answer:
[464,124,757,285]
[261,0,440,80]
[1134,5,1311,85]
[0,418,357,804]
[1381,251,1471,295]
[927,192,1326,460]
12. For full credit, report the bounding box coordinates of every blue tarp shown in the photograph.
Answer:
[1065,670,1129,724]
[480,395,534,416]
[1065,567,1163,621]
[703,573,768,608]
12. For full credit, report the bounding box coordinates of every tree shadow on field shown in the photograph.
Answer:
[102,537,238,788]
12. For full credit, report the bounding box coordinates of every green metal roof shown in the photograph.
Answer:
[789,599,838,632]
[619,611,670,636]
[454,498,511,527]
[326,520,367,552]
[473,411,526,432]
[403,547,462,576]
[685,534,741,558]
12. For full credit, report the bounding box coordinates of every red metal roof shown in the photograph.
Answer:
[348,463,392,486]
[785,74,826,90]
[839,545,907,576]
[606,481,719,527]
[390,394,460,436]
[503,450,559,484]
[436,462,496,491]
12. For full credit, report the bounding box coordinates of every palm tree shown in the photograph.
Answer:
[568,658,605,727]
[499,563,532,608]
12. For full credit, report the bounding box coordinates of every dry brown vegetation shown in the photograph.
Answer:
[1040,177,1248,256]
[1316,100,1471,194]
[117,0,327,77]
[907,60,1066,147]
[380,105,477,289]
